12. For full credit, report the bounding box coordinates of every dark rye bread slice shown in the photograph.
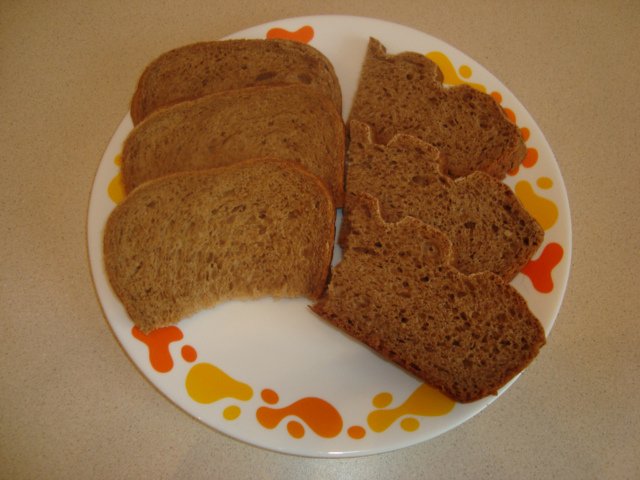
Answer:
[342,121,543,281]
[130,38,342,124]
[122,84,346,207]
[104,159,336,333]
[348,37,526,179]
[311,194,546,403]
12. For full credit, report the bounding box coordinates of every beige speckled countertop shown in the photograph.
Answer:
[2,1,639,478]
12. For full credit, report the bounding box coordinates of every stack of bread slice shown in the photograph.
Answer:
[104,39,344,333]
[311,38,547,403]
[122,84,345,206]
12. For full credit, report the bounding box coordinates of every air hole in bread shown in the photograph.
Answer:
[297,73,312,84]
[255,71,276,81]
[411,175,431,186]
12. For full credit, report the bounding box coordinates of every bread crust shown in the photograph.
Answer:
[130,38,342,124]
[123,84,346,207]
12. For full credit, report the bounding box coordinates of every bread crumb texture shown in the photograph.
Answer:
[123,84,345,206]
[312,195,546,403]
[348,38,526,179]
[104,159,335,333]
[131,38,342,124]
[344,121,544,281]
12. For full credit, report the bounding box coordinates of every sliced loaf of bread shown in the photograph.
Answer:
[348,38,526,179]
[104,159,336,333]
[342,121,543,281]
[130,38,342,124]
[311,194,546,403]
[122,84,346,206]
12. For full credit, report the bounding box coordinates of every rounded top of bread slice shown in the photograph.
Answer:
[122,84,346,207]
[104,158,336,333]
[348,37,526,179]
[130,38,342,124]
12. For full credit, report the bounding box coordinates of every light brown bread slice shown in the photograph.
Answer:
[104,159,336,333]
[342,121,543,281]
[348,38,526,179]
[122,84,346,207]
[130,38,342,124]
[311,194,546,403]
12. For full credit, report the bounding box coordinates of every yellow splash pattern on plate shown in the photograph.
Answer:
[515,180,559,231]
[426,51,486,92]
[367,384,456,433]
[186,362,253,405]
[107,154,125,204]
[223,405,242,420]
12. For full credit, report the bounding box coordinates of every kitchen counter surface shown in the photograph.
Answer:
[2,1,639,478]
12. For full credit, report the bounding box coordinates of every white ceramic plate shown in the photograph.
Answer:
[87,15,571,457]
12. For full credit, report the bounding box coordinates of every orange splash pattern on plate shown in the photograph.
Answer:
[185,362,253,404]
[426,52,486,92]
[266,25,314,44]
[522,242,564,293]
[367,384,455,433]
[515,180,559,231]
[347,425,367,439]
[108,154,125,204]
[256,389,343,438]
[181,345,197,362]
[131,326,183,373]
[523,147,539,168]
